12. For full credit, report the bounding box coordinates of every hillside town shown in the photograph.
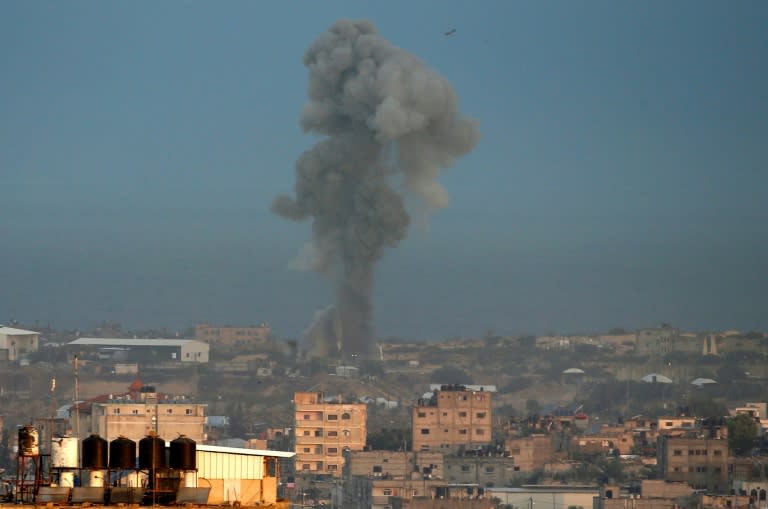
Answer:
[0,322,767,509]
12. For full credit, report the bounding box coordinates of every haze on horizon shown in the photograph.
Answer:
[1,2,767,341]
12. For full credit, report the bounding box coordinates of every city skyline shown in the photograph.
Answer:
[2,2,767,340]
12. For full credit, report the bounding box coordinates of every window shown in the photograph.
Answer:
[666,421,673,426]
[113,408,120,414]
[303,448,310,453]
[327,464,338,471]
[185,408,193,415]
[304,414,310,420]
[714,450,722,456]
[673,449,683,456]
[442,412,448,416]
[327,447,338,454]
[341,413,351,420]
[476,429,485,435]
[485,466,495,473]
[459,412,467,417]
[328,414,338,421]
[418,412,426,418]
[514,466,520,471]
[477,412,486,418]
[328,431,338,437]
[459,429,467,435]
[383,489,392,496]
[461,465,470,472]
[302,464,310,470]
[303,431,310,436]
[167,408,173,414]
[132,409,139,415]
[373,466,382,473]
[421,429,430,435]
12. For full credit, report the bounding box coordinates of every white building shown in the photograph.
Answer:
[0,325,39,361]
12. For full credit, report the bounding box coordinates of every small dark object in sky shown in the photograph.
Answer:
[444,28,457,36]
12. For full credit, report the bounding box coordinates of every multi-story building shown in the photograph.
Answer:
[635,326,680,356]
[78,381,206,443]
[194,323,271,346]
[505,434,555,472]
[412,385,492,453]
[657,434,729,493]
[293,391,367,477]
[0,325,39,361]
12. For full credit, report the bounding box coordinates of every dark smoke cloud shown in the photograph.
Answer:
[273,19,479,358]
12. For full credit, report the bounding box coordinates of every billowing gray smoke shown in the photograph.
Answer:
[273,19,480,359]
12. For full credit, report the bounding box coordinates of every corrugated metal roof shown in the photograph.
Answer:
[196,444,294,458]
[68,338,204,347]
[0,326,39,335]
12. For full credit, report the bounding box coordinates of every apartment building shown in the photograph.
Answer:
[505,434,555,472]
[86,383,206,443]
[194,322,271,346]
[412,385,492,453]
[293,391,367,477]
[635,326,680,355]
[657,435,729,493]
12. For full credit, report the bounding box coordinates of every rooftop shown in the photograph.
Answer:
[68,338,204,347]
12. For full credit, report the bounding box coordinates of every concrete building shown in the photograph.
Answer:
[345,450,445,480]
[443,453,517,487]
[195,323,271,346]
[78,381,207,443]
[412,385,492,453]
[0,325,39,361]
[504,434,555,472]
[635,326,680,356]
[294,391,367,477]
[67,337,209,363]
[657,435,729,493]
[594,480,696,509]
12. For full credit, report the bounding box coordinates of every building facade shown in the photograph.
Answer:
[635,326,680,356]
[657,435,729,493]
[0,325,39,361]
[412,385,492,453]
[67,338,209,363]
[194,323,271,346]
[294,392,367,477]
[84,384,206,443]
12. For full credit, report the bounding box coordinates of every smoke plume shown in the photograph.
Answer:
[273,19,479,359]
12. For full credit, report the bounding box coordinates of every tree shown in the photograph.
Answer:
[728,413,758,456]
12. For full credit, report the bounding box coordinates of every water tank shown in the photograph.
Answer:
[82,434,108,469]
[169,436,196,470]
[139,434,166,469]
[51,436,79,468]
[109,436,136,469]
[18,425,39,456]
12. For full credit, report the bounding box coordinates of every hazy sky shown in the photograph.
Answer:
[2,1,767,340]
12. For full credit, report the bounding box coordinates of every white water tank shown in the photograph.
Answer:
[51,436,79,468]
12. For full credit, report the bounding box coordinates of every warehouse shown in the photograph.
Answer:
[67,338,209,363]
[194,444,295,505]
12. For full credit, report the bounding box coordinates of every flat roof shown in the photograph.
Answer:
[0,326,39,336]
[68,338,205,347]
